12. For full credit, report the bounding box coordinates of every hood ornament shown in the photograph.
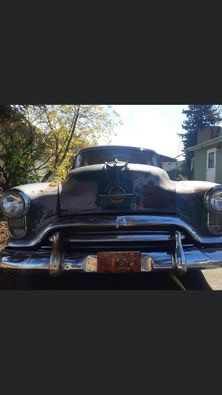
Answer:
[104,158,128,169]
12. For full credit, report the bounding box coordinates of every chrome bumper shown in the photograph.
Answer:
[1,231,222,274]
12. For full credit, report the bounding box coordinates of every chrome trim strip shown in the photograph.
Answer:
[67,232,177,243]
[7,214,222,247]
[97,193,136,198]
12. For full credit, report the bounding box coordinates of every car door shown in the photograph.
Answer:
[206,147,216,182]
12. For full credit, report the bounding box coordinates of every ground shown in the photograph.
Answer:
[202,269,222,290]
[0,219,222,289]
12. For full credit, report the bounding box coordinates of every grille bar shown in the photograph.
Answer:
[9,214,213,249]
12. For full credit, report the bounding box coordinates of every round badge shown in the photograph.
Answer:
[108,185,126,203]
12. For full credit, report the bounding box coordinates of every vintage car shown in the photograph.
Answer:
[1,144,222,276]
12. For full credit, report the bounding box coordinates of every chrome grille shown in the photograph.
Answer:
[42,226,194,252]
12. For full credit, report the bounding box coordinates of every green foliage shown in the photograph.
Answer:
[0,105,45,190]
[181,105,222,150]
[24,105,120,182]
[0,105,120,190]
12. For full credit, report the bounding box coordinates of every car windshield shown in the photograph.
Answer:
[74,148,159,168]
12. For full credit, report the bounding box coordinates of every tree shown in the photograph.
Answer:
[23,105,120,182]
[0,105,46,190]
[0,105,120,190]
[179,105,222,179]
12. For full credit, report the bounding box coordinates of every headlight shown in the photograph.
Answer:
[0,190,30,218]
[205,186,222,213]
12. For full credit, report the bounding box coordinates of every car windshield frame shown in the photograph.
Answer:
[74,147,160,168]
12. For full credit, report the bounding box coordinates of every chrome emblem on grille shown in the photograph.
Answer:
[108,185,126,203]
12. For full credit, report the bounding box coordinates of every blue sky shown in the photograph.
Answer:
[100,105,187,159]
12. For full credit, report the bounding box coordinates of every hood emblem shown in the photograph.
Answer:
[96,181,137,207]
[108,184,127,203]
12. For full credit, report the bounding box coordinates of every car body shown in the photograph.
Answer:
[1,145,222,275]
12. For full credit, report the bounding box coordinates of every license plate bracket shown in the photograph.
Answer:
[97,251,141,273]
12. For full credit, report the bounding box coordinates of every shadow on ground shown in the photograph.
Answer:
[0,270,212,290]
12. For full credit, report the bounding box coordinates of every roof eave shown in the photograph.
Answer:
[187,135,222,152]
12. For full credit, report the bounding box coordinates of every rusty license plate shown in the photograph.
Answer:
[97,251,141,273]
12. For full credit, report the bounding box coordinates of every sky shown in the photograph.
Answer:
[99,105,187,159]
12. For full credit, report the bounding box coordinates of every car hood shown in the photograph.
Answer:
[59,163,176,215]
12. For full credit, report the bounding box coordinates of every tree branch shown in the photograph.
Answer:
[58,105,80,166]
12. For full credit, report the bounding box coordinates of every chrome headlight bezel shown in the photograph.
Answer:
[0,189,30,218]
[204,185,222,213]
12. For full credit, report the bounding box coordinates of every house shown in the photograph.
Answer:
[187,126,222,183]
[159,154,177,171]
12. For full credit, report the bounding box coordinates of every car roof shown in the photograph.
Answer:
[77,145,157,155]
